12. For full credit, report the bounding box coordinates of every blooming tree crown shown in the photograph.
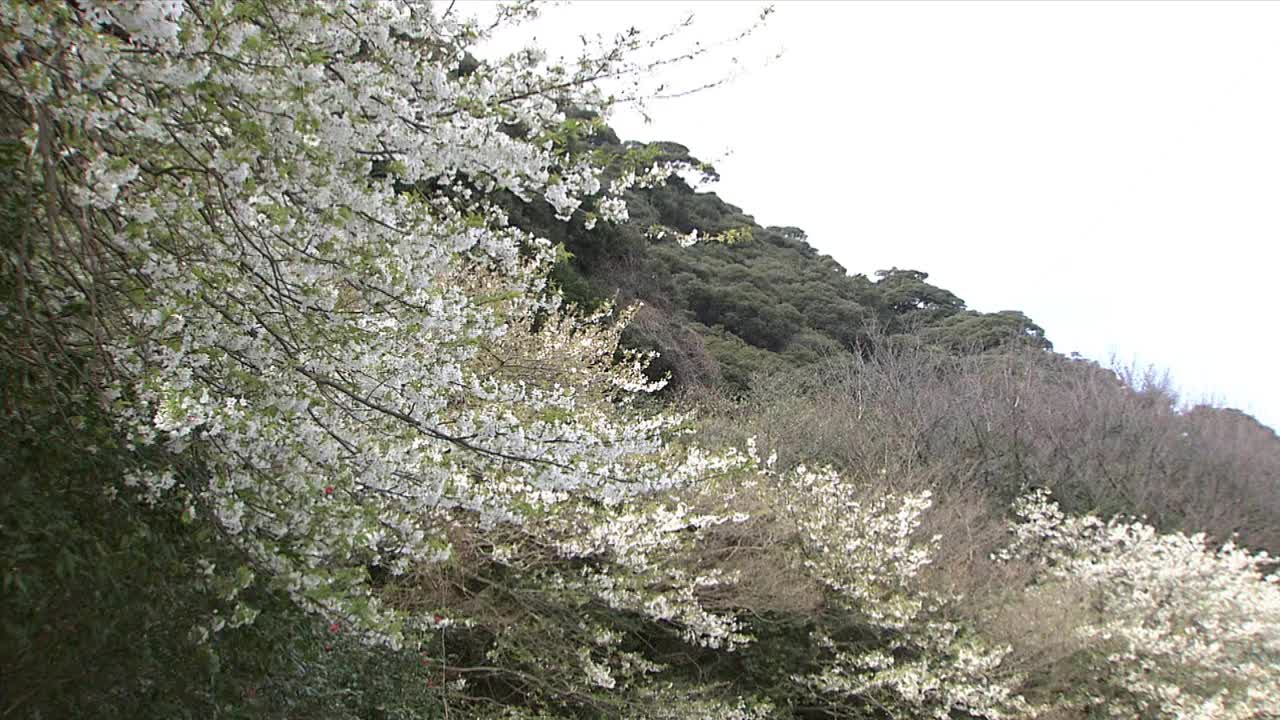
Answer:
[1,0,709,645]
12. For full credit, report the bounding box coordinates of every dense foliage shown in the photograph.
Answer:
[3,2,1277,719]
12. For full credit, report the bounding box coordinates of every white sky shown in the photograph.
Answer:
[473,0,1280,430]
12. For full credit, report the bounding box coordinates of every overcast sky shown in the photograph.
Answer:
[477,0,1280,430]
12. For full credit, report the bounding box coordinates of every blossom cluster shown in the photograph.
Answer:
[1002,489,1280,718]
[769,459,1027,719]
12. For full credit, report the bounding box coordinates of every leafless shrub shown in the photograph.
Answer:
[624,303,722,393]
[689,480,827,616]
[697,339,1280,552]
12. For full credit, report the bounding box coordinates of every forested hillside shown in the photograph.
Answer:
[3,3,1278,720]
[516,128,1052,393]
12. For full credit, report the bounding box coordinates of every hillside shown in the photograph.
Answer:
[514,129,1052,392]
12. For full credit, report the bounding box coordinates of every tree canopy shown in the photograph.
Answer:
[518,137,1055,393]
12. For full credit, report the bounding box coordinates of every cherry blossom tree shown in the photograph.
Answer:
[1001,490,1280,719]
[1,0,732,646]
